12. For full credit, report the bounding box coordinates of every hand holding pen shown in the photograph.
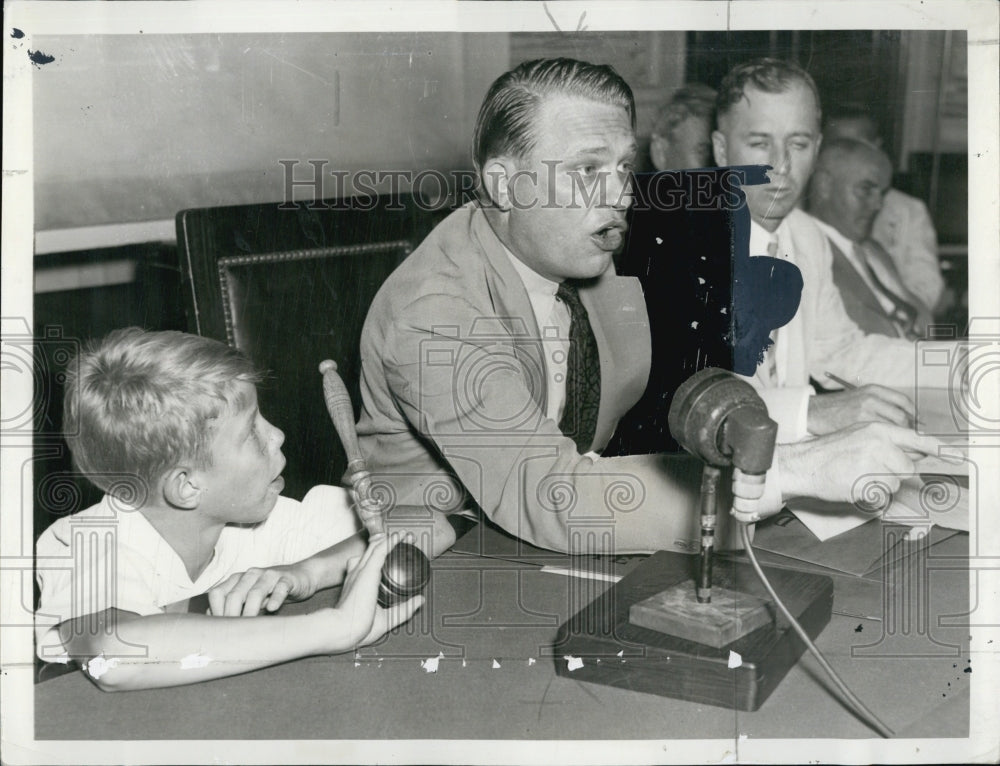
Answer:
[804,371,917,435]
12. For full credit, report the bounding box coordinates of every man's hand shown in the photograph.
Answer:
[807,384,915,435]
[777,422,942,504]
[208,563,318,617]
[332,533,424,647]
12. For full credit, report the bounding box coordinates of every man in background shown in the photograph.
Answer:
[808,137,933,339]
[649,83,717,171]
[711,58,920,442]
[823,105,945,312]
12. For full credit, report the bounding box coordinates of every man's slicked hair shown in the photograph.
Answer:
[716,57,822,125]
[473,57,636,175]
[63,328,262,499]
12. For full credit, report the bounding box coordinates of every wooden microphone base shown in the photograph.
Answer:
[553,551,833,711]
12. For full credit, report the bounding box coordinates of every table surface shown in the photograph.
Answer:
[33,530,971,741]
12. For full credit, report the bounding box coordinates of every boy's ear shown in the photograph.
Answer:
[162,467,201,510]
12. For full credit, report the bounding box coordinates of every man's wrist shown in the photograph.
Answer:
[774,442,809,501]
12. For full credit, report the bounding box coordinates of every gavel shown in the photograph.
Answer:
[319,360,430,607]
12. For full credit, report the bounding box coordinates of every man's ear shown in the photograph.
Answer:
[810,167,832,204]
[162,466,201,510]
[649,134,669,172]
[480,157,517,211]
[711,130,728,167]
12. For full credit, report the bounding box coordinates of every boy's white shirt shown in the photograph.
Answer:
[34,485,360,660]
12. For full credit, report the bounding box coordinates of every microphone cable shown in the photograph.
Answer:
[739,523,894,738]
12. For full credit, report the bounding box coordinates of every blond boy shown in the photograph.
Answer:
[35,328,422,691]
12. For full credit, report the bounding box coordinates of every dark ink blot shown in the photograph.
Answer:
[729,165,802,375]
[963,666,972,674]
[854,624,863,633]
[606,167,803,456]
[28,49,55,67]
[11,28,25,39]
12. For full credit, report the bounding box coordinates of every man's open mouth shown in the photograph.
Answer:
[591,220,627,251]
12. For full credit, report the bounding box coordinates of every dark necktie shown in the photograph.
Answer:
[557,281,601,453]
[854,241,920,339]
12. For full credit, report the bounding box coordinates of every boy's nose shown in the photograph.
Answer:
[270,424,285,449]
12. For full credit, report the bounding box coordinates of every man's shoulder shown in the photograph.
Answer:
[367,204,496,323]
[399,203,487,271]
[881,187,932,219]
[784,209,833,254]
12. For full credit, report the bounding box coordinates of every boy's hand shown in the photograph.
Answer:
[208,563,318,617]
[334,534,424,647]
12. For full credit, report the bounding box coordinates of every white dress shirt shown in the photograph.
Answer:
[746,219,814,443]
[504,248,571,424]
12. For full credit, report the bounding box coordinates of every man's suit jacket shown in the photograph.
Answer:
[873,188,943,311]
[745,209,917,439]
[827,237,906,339]
[356,203,656,552]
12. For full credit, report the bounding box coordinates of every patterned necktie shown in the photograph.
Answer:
[557,281,601,453]
[854,241,920,339]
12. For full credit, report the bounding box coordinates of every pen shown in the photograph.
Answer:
[824,371,858,390]
[824,371,925,430]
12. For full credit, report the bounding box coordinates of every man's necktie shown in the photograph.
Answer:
[763,237,781,385]
[557,281,601,453]
[854,241,920,339]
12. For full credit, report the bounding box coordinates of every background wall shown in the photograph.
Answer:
[32,30,964,246]
[33,32,510,232]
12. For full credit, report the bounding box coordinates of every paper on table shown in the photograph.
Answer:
[789,467,970,541]
[786,499,874,542]
[888,474,969,532]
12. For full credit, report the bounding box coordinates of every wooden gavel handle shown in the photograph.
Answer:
[319,360,384,534]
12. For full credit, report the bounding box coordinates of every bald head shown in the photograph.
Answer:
[823,109,882,147]
[809,138,893,243]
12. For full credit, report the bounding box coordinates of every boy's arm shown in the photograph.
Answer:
[209,531,367,617]
[210,511,456,618]
[62,535,422,691]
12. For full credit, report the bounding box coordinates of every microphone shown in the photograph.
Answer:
[667,368,778,601]
[668,367,777,474]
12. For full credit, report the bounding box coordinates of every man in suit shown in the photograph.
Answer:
[808,137,933,339]
[711,58,930,442]
[357,58,942,554]
[822,105,944,312]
